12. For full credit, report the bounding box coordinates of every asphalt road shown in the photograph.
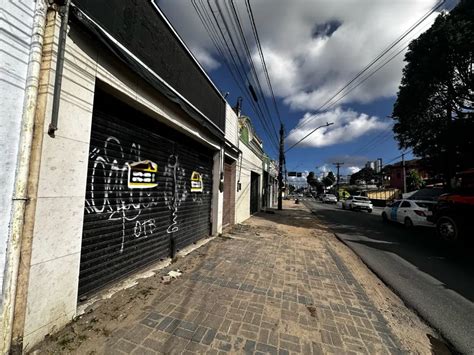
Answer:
[304,199,474,355]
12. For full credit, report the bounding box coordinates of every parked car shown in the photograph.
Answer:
[321,194,338,203]
[428,169,474,242]
[382,199,435,227]
[342,196,373,212]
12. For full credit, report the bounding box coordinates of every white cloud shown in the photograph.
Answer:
[347,166,361,175]
[190,46,221,71]
[286,107,391,148]
[158,0,440,111]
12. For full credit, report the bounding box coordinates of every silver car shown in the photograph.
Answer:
[321,194,338,203]
[342,196,373,212]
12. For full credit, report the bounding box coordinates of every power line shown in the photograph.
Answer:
[352,130,394,156]
[227,1,279,138]
[285,122,334,152]
[287,16,438,151]
[199,0,281,151]
[210,0,278,148]
[192,0,280,154]
[296,0,446,133]
[382,149,413,167]
[319,0,445,111]
[245,0,283,125]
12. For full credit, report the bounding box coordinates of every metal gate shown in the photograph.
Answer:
[79,91,213,297]
[250,171,259,214]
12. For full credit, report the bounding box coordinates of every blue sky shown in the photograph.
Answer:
[158,1,445,177]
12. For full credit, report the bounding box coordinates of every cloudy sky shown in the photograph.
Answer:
[158,0,448,176]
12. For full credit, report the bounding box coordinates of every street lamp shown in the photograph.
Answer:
[285,122,334,152]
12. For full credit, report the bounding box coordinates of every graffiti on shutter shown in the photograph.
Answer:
[80,92,214,296]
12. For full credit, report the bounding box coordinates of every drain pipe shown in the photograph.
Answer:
[0,0,48,353]
[47,0,70,137]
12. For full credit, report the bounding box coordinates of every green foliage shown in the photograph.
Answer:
[306,171,317,186]
[307,171,325,193]
[392,0,474,185]
[406,170,425,192]
[349,167,376,185]
[323,171,336,187]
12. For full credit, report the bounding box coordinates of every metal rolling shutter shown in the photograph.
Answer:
[79,92,213,297]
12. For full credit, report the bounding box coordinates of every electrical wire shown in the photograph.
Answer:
[287,1,449,151]
[192,0,280,155]
[245,0,283,125]
[296,0,447,133]
[206,0,280,151]
[228,0,279,136]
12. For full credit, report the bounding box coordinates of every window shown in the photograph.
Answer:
[415,202,434,209]
[400,201,411,208]
[391,201,401,208]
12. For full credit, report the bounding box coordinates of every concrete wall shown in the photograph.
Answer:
[0,0,35,308]
[235,141,263,224]
[21,19,223,349]
[224,103,239,147]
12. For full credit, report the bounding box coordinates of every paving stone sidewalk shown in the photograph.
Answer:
[103,206,403,355]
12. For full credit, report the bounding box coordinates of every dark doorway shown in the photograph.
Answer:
[250,172,260,214]
[223,158,236,227]
[262,171,269,208]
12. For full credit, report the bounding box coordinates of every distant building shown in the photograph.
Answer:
[385,159,429,190]
[365,158,382,173]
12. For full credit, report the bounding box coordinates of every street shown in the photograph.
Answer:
[304,199,474,355]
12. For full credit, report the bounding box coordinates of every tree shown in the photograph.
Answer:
[288,184,295,194]
[323,171,336,187]
[407,170,425,192]
[392,0,474,188]
[307,171,325,194]
[350,167,375,185]
[306,172,318,187]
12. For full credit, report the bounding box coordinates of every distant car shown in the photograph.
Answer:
[342,196,373,212]
[382,199,435,227]
[321,194,338,203]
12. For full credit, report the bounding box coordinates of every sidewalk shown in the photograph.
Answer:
[34,201,435,354]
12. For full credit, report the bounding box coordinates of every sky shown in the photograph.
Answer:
[157,0,449,180]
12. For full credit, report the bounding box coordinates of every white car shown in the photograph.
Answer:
[321,194,338,203]
[382,199,435,227]
[342,196,373,212]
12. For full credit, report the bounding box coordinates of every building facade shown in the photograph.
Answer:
[0,1,276,352]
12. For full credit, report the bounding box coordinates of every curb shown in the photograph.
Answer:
[333,233,458,355]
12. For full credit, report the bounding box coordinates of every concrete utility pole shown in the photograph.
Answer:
[278,124,284,210]
[333,162,344,199]
[402,153,407,193]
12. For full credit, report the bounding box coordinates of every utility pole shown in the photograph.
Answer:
[333,162,344,200]
[402,153,406,194]
[278,124,284,210]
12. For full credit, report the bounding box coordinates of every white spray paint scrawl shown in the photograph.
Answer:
[127,160,158,189]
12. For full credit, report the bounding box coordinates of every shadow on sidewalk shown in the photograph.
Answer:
[308,202,474,304]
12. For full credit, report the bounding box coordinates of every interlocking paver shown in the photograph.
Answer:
[37,205,410,354]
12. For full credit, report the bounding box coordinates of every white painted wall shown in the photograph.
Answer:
[0,0,35,308]
[235,141,263,224]
[224,103,239,147]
